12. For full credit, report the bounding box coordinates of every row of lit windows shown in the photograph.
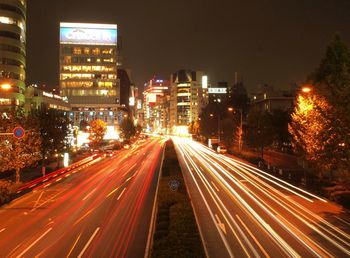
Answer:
[0,57,25,68]
[62,47,115,55]
[0,4,25,19]
[0,16,25,30]
[0,43,25,56]
[60,81,93,88]
[63,89,117,96]
[60,81,115,88]
[62,56,115,65]
[61,73,116,80]
[0,70,25,81]
[61,65,115,72]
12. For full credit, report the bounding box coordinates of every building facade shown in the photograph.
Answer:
[25,84,70,111]
[208,81,228,104]
[250,84,296,113]
[59,22,120,130]
[169,70,208,134]
[143,78,170,133]
[0,0,26,109]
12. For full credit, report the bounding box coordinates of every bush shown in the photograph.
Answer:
[151,140,205,258]
[0,180,19,205]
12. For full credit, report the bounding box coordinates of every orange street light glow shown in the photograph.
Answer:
[1,84,11,90]
[228,107,234,112]
[302,87,312,93]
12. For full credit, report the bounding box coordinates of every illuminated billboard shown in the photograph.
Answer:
[202,75,208,89]
[60,22,117,45]
[208,88,227,94]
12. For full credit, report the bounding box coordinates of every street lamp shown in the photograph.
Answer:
[210,113,221,142]
[228,107,243,152]
[0,83,11,90]
[302,86,312,93]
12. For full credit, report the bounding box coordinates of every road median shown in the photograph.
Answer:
[150,139,206,258]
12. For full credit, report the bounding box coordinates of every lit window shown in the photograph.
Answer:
[92,48,100,55]
[0,16,14,25]
[73,48,82,54]
[83,48,90,54]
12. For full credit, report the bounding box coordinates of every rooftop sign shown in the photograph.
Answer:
[60,22,117,45]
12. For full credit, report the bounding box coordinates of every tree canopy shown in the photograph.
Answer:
[0,109,42,183]
[120,118,136,140]
[290,34,350,180]
[88,119,107,148]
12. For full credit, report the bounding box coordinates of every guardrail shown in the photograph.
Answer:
[16,154,101,194]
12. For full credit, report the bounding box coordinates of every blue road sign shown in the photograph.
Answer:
[13,126,25,139]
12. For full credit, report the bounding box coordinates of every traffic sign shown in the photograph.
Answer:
[13,126,25,139]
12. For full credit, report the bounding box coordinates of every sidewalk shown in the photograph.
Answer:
[0,151,91,183]
[234,147,302,170]
[228,146,305,185]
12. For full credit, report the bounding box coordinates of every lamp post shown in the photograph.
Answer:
[228,107,243,151]
[0,83,11,90]
[300,85,312,185]
[210,113,221,142]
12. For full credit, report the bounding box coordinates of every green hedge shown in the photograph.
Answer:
[151,140,206,258]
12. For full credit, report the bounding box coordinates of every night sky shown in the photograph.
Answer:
[26,0,350,92]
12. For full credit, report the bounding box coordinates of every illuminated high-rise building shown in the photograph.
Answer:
[169,70,208,135]
[143,78,170,133]
[0,0,26,108]
[59,22,120,135]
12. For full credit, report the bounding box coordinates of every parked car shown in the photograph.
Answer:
[217,145,227,154]
[105,150,113,157]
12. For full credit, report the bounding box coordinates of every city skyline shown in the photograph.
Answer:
[26,0,350,92]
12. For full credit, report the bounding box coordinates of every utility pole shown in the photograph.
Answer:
[238,109,243,151]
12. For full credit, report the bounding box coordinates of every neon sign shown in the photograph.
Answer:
[60,23,117,45]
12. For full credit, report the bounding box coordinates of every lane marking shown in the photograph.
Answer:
[82,188,97,201]
[67,232,82,258]
[77,227,100,258]
[16,227,52,257]
[117,188,126,200]
[211,181,220,192]
[106,186,120,198]
[32,191,44,211]
[215,214,226,235]
[236,214,270,258]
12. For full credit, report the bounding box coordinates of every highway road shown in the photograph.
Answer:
[0,137,165,257]
[173,137,350,258]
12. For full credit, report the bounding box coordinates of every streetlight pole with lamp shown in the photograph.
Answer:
[300,85,312,185]
[210,113,221,142]
[228,107,243,152]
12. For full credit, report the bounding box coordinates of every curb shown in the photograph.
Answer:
[144,142,166,258]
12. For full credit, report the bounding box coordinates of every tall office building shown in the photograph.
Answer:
[169,70,208,134]
[143,78,170,133]
[0,0,26,108]
[59,22,120,130]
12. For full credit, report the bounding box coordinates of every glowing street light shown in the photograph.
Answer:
[228,107,243,151]
[1,83,11,90]
[302,86,312,93]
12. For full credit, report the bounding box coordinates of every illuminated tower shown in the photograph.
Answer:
[169,70,208,134]
[59,22,120,130]
[0,0,26,108]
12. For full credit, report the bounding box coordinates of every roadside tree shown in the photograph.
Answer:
[0,109,41,183]
[88,119,107,148]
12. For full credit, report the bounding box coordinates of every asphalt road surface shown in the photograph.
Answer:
[0,137,165,258]
[173,137,350,258]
